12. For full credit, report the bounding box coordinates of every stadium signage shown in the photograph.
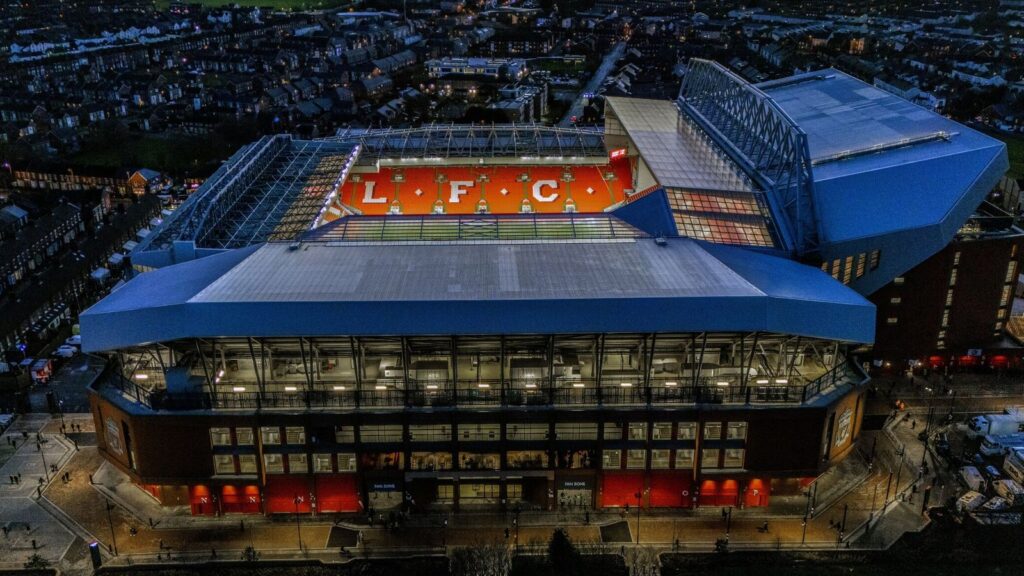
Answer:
[609,148,627,160]
[360,179,563,204]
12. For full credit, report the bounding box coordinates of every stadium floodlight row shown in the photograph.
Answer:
[82,62,1005,515]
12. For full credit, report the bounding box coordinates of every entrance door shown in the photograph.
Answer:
[557,489,593,510]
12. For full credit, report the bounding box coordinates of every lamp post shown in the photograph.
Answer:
[294,495,304,552]
[513,505,520,555]
[105,499,119,556]
[38,435,50,484]
[634,489,648,544]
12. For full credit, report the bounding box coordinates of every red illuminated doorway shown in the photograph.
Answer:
[221,485,261,514]
[744,478,770,508]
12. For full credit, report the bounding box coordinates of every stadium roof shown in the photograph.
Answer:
[604,97,753,193]
[81,236,874,352]
[760,69,1008,249]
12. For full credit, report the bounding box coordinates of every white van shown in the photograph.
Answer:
[981,496,1009,511]
[956,490,986,513]
[960,465,985,492]
[992,478,1024,506]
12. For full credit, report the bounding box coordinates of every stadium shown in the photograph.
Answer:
[81,60,1006,515]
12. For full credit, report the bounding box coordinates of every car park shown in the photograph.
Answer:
[53,345,77,358]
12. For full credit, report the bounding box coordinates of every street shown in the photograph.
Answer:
[558,42,626,127]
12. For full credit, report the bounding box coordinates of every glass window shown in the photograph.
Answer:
[887,317,898,325]
[602,449,622,469]
[437,484,454,503]
[869,250,881,270]
[674,449,695,469]
[411,451,453,470]
[288,454,307,474]
[726,422,747,440]
[651,449,670,469]
[459,452,499,470]
[507,450,549,469]
[723,449,745,468]
[554,422,598,440]
[314,454,332,473]
[603,422,623,440]
[360,425,404,442]
[701,448,720,468]
[507,423,548,441]
[703,422,722,440]
[285,427,306,445]
[264,453,284,473]
[507,483,523,501]
[360,452,403,470]
[677,422,697,440]
[337,453,357,472]
[652,422,673,440]
[626,449,646,469]
[238,454,257,474]
[409,424,451,442]
[261,426,281,445]
[628,423,647,440]
[235,428,254,445]
[210,427,231,446]
[213,454,234,474]
[334,425,355,443]
[459,423,500,441]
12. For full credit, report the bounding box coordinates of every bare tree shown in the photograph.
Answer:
[624,546,660,576]
[450,540,513,576]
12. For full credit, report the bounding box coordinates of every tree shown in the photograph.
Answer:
[624,546,659,576]
[23,553,51,570]
[547,528,580,576]
[450,542,512,576]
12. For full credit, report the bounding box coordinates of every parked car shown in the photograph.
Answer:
[53,345,77,358]
[64,335,81,347]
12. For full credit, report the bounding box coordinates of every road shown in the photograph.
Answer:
[558,41,625,127]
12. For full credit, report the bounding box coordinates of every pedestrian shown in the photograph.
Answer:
[911,420,916,430]
[211,548,217,558]
[762,521,769,533]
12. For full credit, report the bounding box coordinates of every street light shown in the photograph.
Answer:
[294,495,304,552]
[634,489,648,544]
[38,435,50,484]
[105,499,119,556]
[513,505,520,555]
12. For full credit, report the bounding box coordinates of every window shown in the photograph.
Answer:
[602,449,622,469]
[835,409,853,447]
[603,422,623,440]
[953,251,961,266]
[1001,285,1012,307]
[411,451,454,470]
[261,426,281,445]
[628,423,647,440]
[949,269,957,286]
[213,454,234,475]
[288,454,307,474]
[998,309,1007,319]
[313,453,332,473]
[334,426,355,443]
[651,449,670,469]
[555,422,598,440]
[409,424,451,442]
[723,449,745,468]
[507,423,548,441]
[238,454,257,474]
[337,453,357,472]
[869,250,881,271]
[701,448,720,469]
[675,449,695,469]
[652,422,673,440]
[886,317,899,325]
[941,310,950,327]
[360,425,403,443]
[855,253,866,279]
[507,483,523,501]
[507,450,548,469]
[264,453,284,473]
[285,427,306,445]
[842,255,853,284]
[459,423,500,441]
[945,289,954,306]
[890,297,901,305]
[677,423,697,440]
[703,422,722,440]
[894,276,904,286]
[1006,261,1018,283]
[830,259,841,279]
[210,427,231,446]
[437,485,454,504]
[626,449,646,469]
[459,452,499,470]
[726,422,747,440]
[235,428,254,445]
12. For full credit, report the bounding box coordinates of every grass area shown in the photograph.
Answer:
[155,0,352,10]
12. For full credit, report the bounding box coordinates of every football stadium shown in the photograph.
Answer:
[81,60,1007,514]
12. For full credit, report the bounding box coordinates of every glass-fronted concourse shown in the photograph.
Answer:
[109,332,858,412]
